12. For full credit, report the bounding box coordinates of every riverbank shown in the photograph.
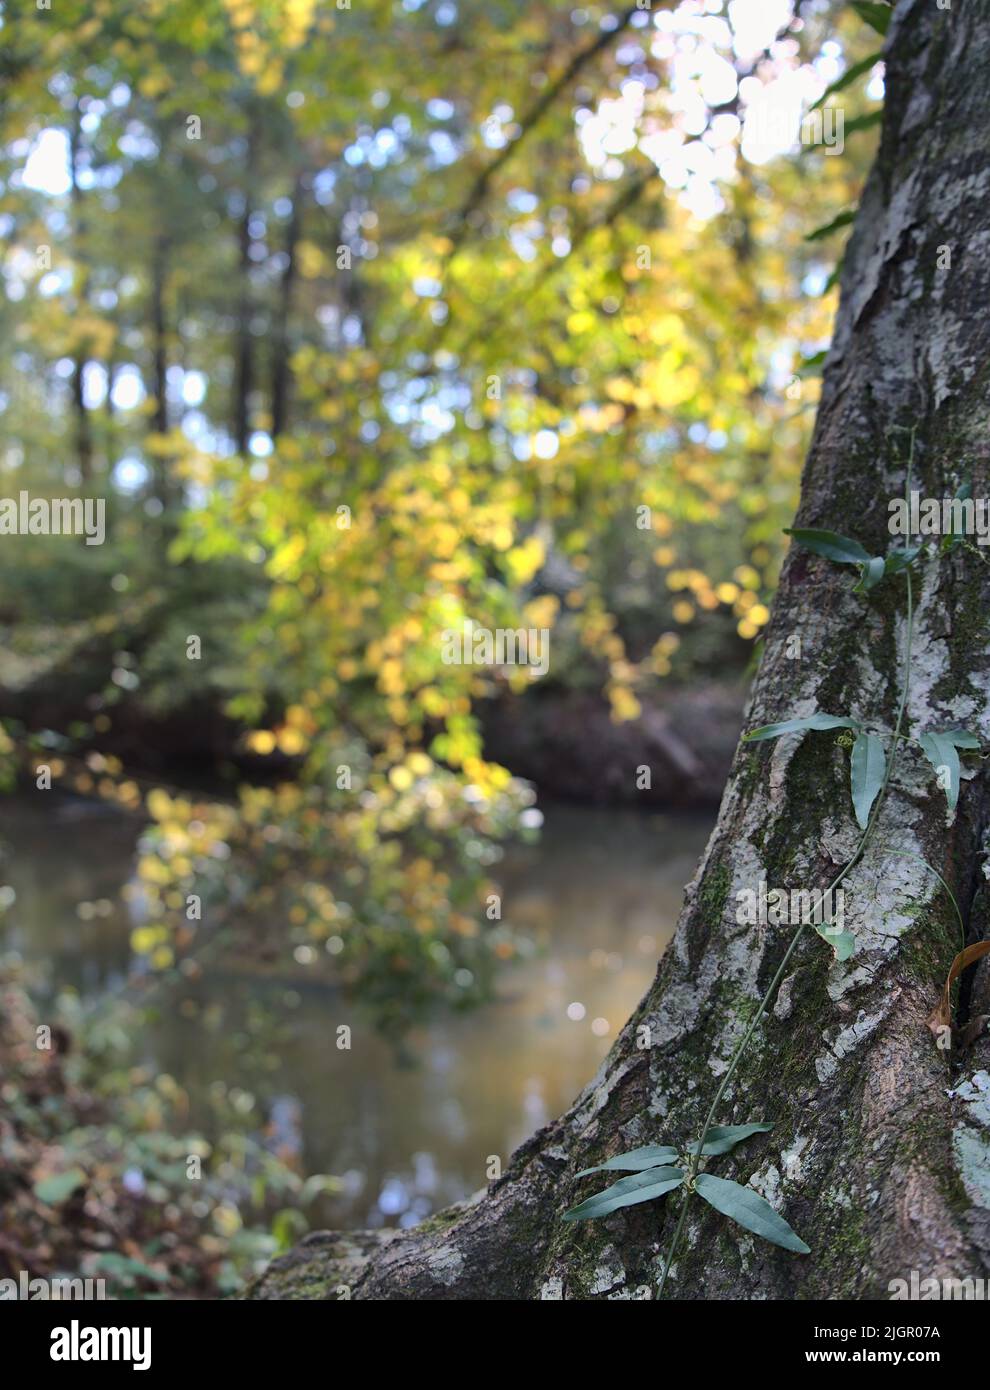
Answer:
[0,797,712,1239]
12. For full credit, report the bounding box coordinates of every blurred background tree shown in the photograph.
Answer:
[0,0,885,1020]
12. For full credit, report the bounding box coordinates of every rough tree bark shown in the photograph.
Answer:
[252,0,990,1300]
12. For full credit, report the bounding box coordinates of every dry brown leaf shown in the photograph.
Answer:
[927,940,990,1040]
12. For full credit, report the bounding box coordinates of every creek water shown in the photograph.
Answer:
[0,796,712,1230]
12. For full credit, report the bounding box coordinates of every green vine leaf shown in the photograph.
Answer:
[562,1167,684,1222]
[809,50,883,112]
[784,527,871,564]
[686,1123,774,1157]
[804,209,856,243]
[853,554,886,592]
[814,924,856,961]
[785,526,909,593]
[884,544,921,576]
[786,526,921,592]
[850,2,892,37]
[918,728,981,811]
[743,714,858,742]
[850,729,886,828]
[842,110,884,139]
[693,1173,811,1254]
[943,728,980,748]
[821,262,843,296]
[797,348,828,377]
[575,1145,679,1178]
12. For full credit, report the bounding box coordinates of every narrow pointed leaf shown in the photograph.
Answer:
[809,51,883,111]
[918,732,963,811]
[743,713,858,742]
[884,544,921,575]
[850,730,885,829]
[851,2,891,37]
[797,348,828,376]
[804,209,856,243]
[575,1145,679,1178]
[686,1123,774,1157]
[842,110,884,138]
[694,1173,810,1254]
[562,1167,684,1222]
[784,527,871,564]
[822,262,843,296]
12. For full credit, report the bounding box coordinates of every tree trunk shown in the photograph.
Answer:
[271,172,304,440]
[150,232,169,440]
[105,352,117,468]
[252,0,990,1300]
[68,111,93,484]
[233,115,259,456]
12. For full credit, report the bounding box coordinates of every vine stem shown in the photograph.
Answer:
[657,432,916,1299]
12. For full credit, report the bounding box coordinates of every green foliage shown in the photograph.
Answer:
[744,713,859,741]
[804,209,857,242]
[563,1166,685,1222]
[850,729,885,829]
[785,526,920,592]
[575,1144,679,1178]
[810,51,885,112]
[693,1173,810,1254]
[918,728,982,812]
[746,526,981,828]
[133,772,533,1037]
[842,109,885,138]
[850,2,893,38]
[563,1121,804,1255]
[566,1138,810,1252]
[686,1122,775,1157]
[0,959,334,1297]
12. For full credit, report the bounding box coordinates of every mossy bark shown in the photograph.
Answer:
[250,0,990,1300]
